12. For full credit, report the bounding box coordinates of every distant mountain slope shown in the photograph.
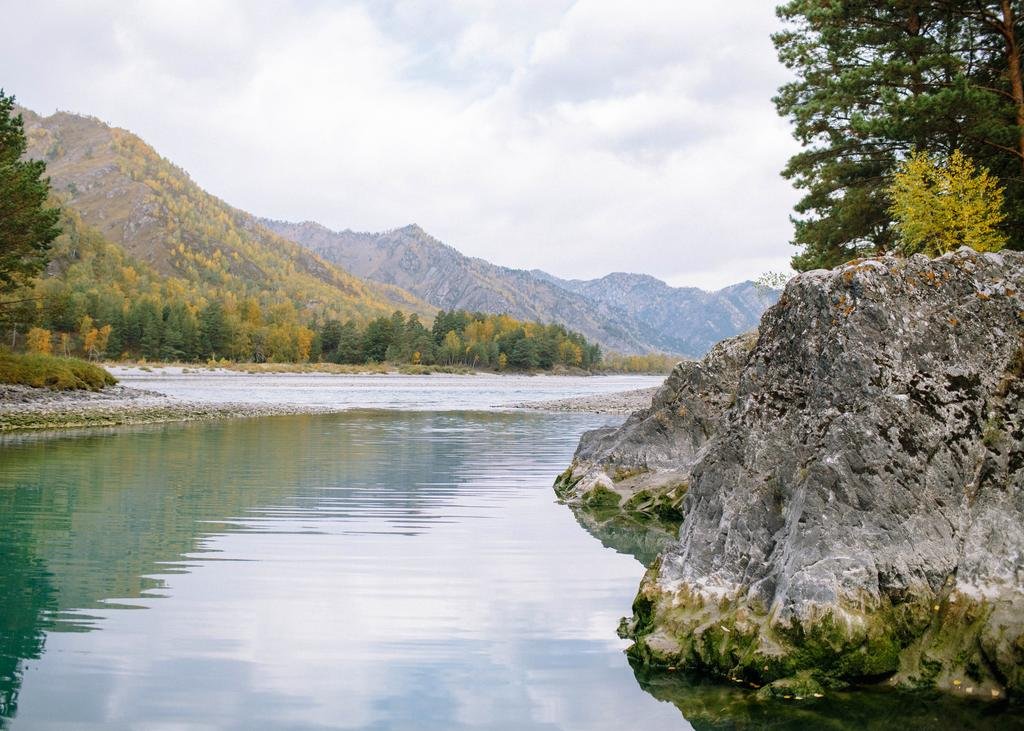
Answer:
[531,271,776,356]
[20,108,433,324]
[260,220,652,353]
[264,219,776,356]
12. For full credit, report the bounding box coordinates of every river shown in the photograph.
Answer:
[1,378,1019,729]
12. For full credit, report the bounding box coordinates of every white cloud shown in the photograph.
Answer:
[3,0,800,289]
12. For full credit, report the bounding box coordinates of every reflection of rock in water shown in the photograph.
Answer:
[568,506,675,567]
[630,659,1024,731]
[553,331,752,570]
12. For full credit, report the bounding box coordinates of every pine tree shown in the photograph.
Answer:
[774,1,1024,270]
[198,300,231,359]
[362,317,395,362]
[0,90,61,294]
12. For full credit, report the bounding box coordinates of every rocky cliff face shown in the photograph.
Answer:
[561,248,1024,700]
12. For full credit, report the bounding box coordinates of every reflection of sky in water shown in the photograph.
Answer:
[0,411,691,730]
[112,371,665,411]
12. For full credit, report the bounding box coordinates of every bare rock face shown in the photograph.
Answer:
[569,248,1024,699]
[555,331,755,512]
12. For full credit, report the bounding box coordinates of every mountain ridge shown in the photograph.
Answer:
[19,107,435,326]
[260,218,655,354]
[532,269,775,356]
[263,219,776,357]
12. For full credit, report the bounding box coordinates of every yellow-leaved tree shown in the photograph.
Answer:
[26,327,53,355]
[888,150,1007,257]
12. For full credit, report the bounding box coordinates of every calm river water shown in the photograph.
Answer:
[1,384,1021,729]
[110,370,664,411]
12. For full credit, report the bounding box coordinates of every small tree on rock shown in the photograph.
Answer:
[889,150,1007,257]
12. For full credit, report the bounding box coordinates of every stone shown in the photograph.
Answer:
[565,248,1024,698]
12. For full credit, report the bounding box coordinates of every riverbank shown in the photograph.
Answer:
[1,372,665,432]
[103,361,671,378]
[0,384,337,432]
[508,387,658,415]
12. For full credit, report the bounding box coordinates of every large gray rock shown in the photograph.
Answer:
[580,248,1024,699]
[555,330,755,509]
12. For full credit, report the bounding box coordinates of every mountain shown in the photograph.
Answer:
[260,220,652,353]
[19,108,433,325]
[19,105,773,358]
[531,271,775,356]
[263,219,776,356]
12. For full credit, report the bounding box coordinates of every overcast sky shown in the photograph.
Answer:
[4,1,801,290]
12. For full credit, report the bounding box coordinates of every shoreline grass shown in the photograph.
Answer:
[0,351,117,391]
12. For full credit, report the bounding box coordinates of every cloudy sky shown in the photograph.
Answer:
[4,1,800,289]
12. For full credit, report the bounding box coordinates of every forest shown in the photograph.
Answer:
[4,204,606,370]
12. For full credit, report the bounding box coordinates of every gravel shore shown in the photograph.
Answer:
[0,384,335,432]
[1,379,661,432]
[507,386,658,415]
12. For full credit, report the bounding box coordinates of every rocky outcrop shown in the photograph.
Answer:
[551,332,754,559]
[554,330,755,517]
[566,248,1024,700]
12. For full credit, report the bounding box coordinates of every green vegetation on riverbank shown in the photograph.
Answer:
[0,350,115,390]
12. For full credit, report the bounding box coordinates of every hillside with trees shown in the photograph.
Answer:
[7,205,610,369]
[5,106,435,349]
[0,103,441,363]
[0,97,614,370]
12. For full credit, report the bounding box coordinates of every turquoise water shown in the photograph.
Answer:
[2,411,1021,730]
[0,411,689,730]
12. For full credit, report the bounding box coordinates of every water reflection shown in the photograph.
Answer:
[0,517,57,721]
[568,508,677,568]
[3,413,1020,730]
[0,411,690,730]
[631,661,1024,730]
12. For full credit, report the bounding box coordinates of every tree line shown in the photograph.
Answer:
[317,309,602,370]
[19,298,604,371]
